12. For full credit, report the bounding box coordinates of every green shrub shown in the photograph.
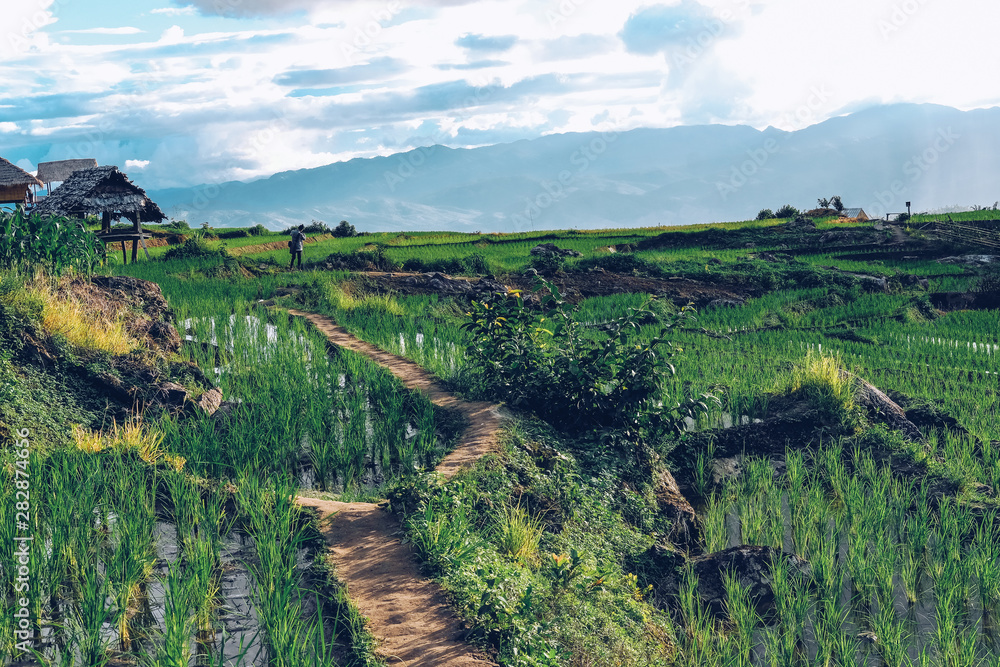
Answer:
[248,223,268,236]
[333,220,357,237]
[163,236,227,260]
[462,281,714,451]
[528,254,565,276]
[775,204,799,219]
[756,208,775,220]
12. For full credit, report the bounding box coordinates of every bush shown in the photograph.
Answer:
[163,236,228,260]
[775,204,799,219]
[462,281,714,447]
[216,228,250,239]
[529,254,565,276]
[333,220,357,237]
[756,208,775,220]
[248,224,268,236]
[163,219,190,232]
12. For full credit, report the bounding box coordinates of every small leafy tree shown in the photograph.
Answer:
[830,195,844,212]
[756,208,775,221]
[462,281,716,457]
[775,204,799,219]
[333,220,357,237]
[817,197,831,208]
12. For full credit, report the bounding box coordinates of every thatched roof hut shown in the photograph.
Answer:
[0,157,43,205]
[34,165,165,224]
[36,158,98,190]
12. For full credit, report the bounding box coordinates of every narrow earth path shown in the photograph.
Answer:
[287,309,500,667]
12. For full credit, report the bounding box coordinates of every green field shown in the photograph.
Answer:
[3,208,1000,666]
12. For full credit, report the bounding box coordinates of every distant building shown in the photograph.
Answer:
[0,157,43,205]
[840,208,870,221]
[36,158,99,196]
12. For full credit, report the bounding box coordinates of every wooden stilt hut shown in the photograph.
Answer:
[33,166,165,263]
[0,157,43,206]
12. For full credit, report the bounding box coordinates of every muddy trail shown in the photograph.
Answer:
[287,309,500,667]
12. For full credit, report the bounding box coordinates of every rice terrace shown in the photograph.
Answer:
[2,204,1000,667]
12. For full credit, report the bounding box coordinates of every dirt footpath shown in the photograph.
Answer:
[288,309,500,667]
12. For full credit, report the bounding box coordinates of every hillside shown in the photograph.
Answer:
[150,103,1000,232]
[3,207,1000,666]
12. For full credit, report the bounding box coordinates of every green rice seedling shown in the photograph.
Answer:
[900,545,922,605]
[677,564,717,666]
[870,602,911,667]
[721,571,757,667]
[703,492,729,554]
[693,441,715,500]
[105,459,158,651]
[183,533,220,640]
[150,560,195,667]
[235,473,318,666]
[72,547,116,667]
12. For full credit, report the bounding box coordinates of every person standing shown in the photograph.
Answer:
[289,224,305,269]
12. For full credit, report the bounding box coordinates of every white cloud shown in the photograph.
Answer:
[125,159,151,170]
[150,6,198,16]
[2,0,999,191]
[60,27,145,35]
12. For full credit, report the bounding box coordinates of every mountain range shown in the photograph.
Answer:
[150,103,1000,232]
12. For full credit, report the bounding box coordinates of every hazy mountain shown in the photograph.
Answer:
[150,104,1000,232]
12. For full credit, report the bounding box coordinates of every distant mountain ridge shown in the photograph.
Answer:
[150,103,1000,232]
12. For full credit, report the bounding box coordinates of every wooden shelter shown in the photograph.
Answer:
[36,158,98,195]
[34,165,166,264]
[0,157,43,205]
[840,208,870,221]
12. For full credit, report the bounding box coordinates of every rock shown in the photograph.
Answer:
[90,275,171,320]
[660,546,812,621]
[937,255,999,266]
[857,631,879,645]
[852,376,923,441]
[856,274,889,292]
[873,222,887,231]
[710,457,743,486]
[785,216,815,230]
[146,320,182,353]
[153,382,189,414]
[655,469,701,553]
[196,388,224,416]
[530,243,583,257]
[212,401,243,434]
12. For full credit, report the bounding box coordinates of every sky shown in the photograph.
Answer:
[1,0,998,190]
